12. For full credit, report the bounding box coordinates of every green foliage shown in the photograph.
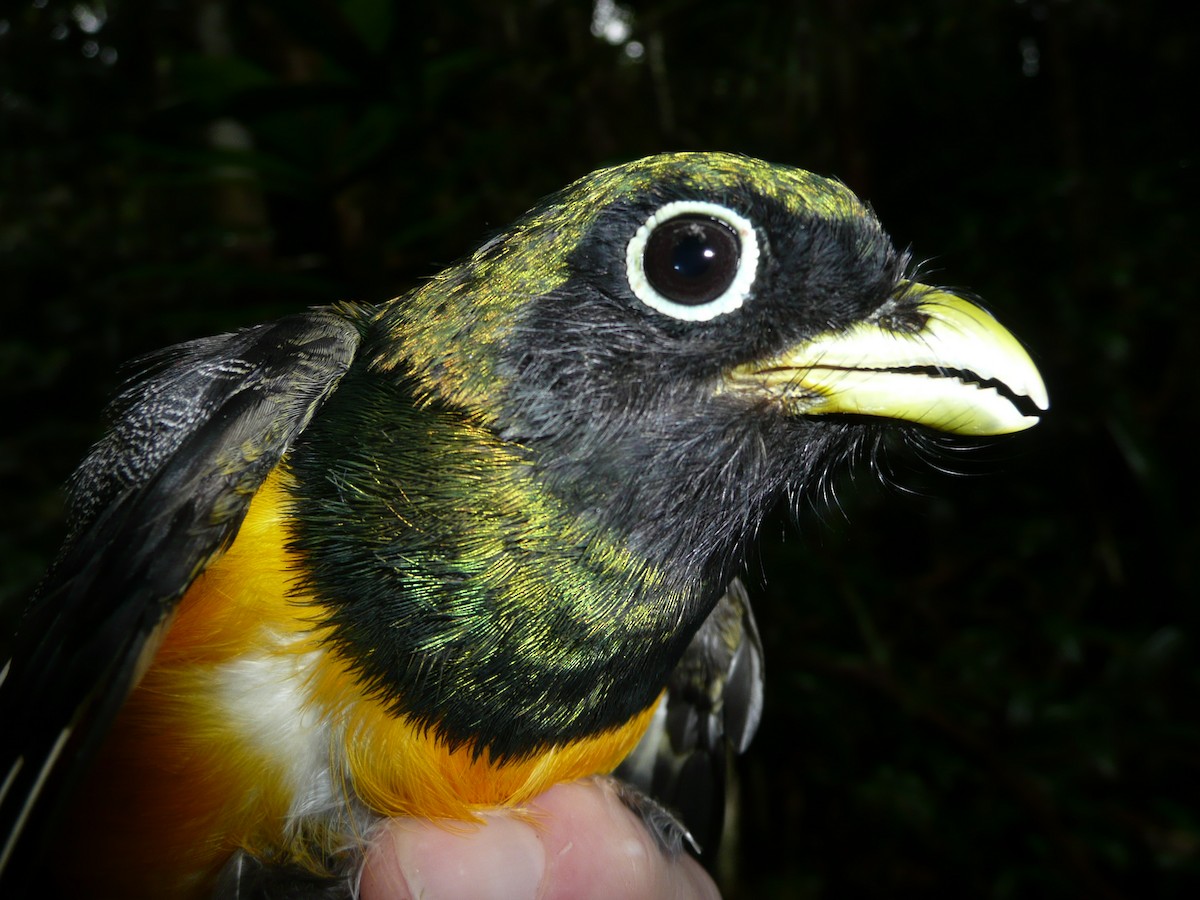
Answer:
[2,0,1196,896]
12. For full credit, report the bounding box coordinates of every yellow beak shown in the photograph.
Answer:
[723,289,1049,436]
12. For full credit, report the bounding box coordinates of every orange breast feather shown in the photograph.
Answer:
[62,468,657,897]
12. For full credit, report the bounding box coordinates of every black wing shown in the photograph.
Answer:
[0,308,362,893]
[616,577,765,863]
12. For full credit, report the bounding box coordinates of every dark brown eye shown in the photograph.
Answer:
[626,201,759,322]
[643,216,740,306]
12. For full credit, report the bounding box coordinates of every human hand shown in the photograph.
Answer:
[360,779,721,900]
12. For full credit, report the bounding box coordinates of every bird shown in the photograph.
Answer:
[0,151,1047,898]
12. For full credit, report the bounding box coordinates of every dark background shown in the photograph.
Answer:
[1,1,1195,896]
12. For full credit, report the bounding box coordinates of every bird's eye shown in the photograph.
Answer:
[626,200,759,322]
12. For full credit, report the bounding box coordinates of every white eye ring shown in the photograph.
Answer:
[625,200,759,322]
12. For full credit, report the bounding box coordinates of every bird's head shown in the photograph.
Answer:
[373,151,1048,584]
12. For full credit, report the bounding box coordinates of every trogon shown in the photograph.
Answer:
[0,152,1047,898]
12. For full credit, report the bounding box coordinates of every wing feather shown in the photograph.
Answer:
[0,308,362,891]
[616,577,765,861]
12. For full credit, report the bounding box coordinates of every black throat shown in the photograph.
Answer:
[284,362,731,760]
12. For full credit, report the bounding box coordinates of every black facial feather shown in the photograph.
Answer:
[495,179,907,581]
